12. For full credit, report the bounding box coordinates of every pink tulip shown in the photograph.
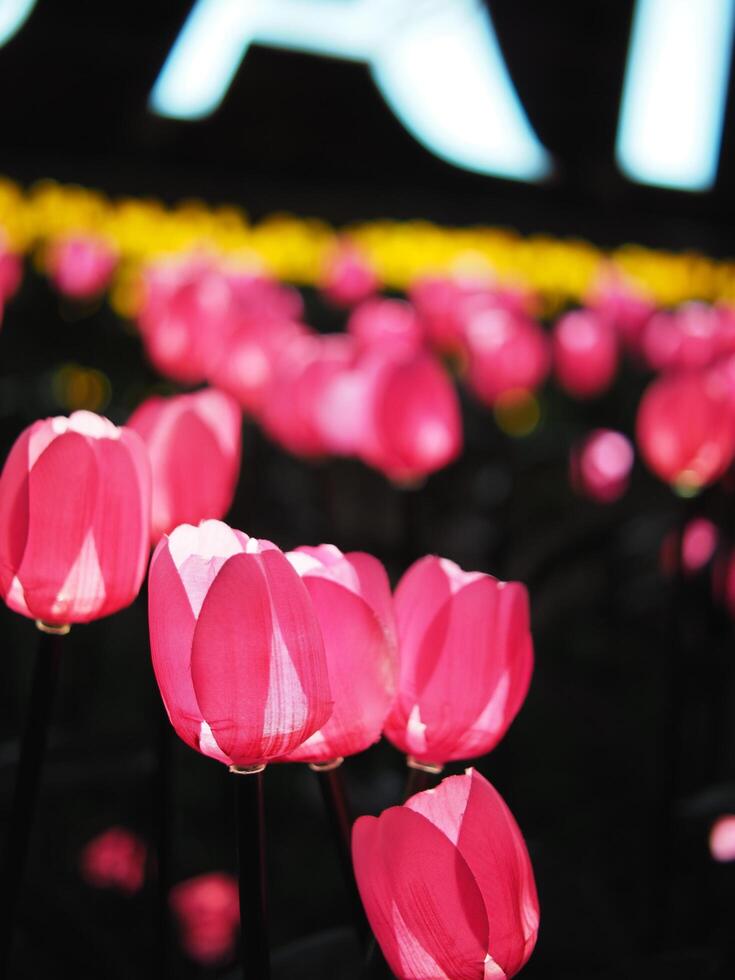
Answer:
[641,304,730,374]
[260,334,358,458]
[46,234,117,300]
[138,256,237,385]
[0,237,22,303]
[347,298,424,356]
[586,272,655,355]
[321,243,378,307]
[710,815,735,862]
[148,520,332,767]
[0,411,151,626]
[127,389,242,543]
[636,371,735,492]
[356,351,462,482]
[208,316,307,416]
[170,873,240,965]
[352,768,539,979]
[284,545,397,763]
[463,309,550,406]
[570,429,634,503]
[552,310,618,398]
[660,517,718,577]
[384,556,533,765]
[80,827,147,894]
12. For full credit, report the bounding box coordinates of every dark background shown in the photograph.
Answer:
[1,2,735,978]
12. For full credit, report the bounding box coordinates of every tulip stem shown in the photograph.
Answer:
[0,625,65,978]
[232,766,270,980]
[310,760,370,949]
[404,757,443,801]
[155,702,173,978]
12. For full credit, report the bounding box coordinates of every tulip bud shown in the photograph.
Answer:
[80,827,147,894]
[46,233,117,300]
[347,298,424,356]
[170,873,240,965]
[127,389,242,544]
[552,310,618,398]
[148,520,332,767]
[0,411,151,625]
[352,768,539,979]
[570,429,634,503]
[0,237,22,304]
[636,371,735,493]
[710,815,735,862]
[321,244,378,307]
[384,556,533,765]
[463,309,550,406]
[284,545,397,763]
[356,351,462,483]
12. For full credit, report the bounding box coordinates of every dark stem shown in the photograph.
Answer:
[154,702,173,978]
[0,627,64,979]
[312,764,370,948]
[403,764,438,802]
[234,769,270,980]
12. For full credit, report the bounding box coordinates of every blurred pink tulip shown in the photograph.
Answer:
[208,316,307,416]
[260,334,358,458]
[570,429,634,503]
[636,371,735,492]
[709,815,735,862]
[356,351,462,482]
[552,310,618,398]
[463,308,550,406]
[0,237,22,304]
[138,256,238,384]
[80,827,147,894]
[347,298,424,356]
[148,520,332,767]
[586,272,655,355]
[384,556,533,765]
[641,304,732,374]
[321,243,378,307]
[47,234,117,300]
[0,411,151,625]
[284,545,397,763]
[660,517,718,578]
[170,873,240,965]
[127,389,242,543]
[352,768,539,979]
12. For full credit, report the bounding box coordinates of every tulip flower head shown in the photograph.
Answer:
[636,371,735,493]
[148,520,332,768]
[80,827,147,895]
[352,768,539,979]
[384,556,533,765]
[570,429,634,504]
[464,309,550,407]
[552,310,618,398]
[710,815,735,862]
[0,411,151,626]
[284,544,397,764]
[127,388,242,543]
[46,233,117,300]
[321,243,378,307]
[170,873,240,965]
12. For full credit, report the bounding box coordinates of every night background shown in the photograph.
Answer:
[1,1,735,978]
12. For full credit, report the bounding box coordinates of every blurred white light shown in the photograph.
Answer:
[616,0,735,191]
[0,0,36,47]
[150,0,551,182]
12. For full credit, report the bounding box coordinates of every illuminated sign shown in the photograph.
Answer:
[149,0,552,182]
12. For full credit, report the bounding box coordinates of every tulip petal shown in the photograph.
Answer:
[354,807,489,979]
[286,578,392,762]
[0,425,32,598]
[148,541,208,755]
[409,770,538,977]
[16,432,98,621]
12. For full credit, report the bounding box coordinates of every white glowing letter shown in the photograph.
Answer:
[149,0,552,182]
[0,0,36,47]
[616,0,735,191]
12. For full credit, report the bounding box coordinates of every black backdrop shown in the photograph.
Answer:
[2,2,735,978]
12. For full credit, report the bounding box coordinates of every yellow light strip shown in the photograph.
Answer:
[1,175,734,318]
